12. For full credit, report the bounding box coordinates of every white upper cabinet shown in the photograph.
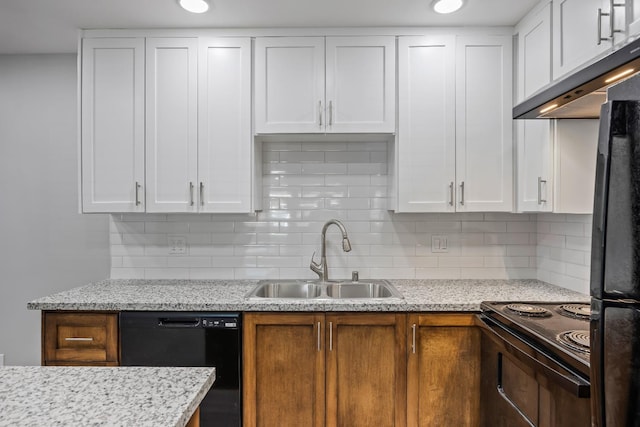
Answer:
[81,38,145,213]
[145,38,199,213]
[516,1,552,102]
[254,36,395,134]
[516,120,553,212]
[455,35,513,212]
[552,0,612,80]
[395,34,513,213]
[396,36,456,212]
[254,37,325,133]
[198,37,252,213]
[325,36,395,133]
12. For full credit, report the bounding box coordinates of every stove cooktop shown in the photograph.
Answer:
[481,301,591,376]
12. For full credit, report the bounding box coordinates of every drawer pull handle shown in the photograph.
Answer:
[65,337,94,342]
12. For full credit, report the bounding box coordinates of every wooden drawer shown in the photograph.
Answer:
[42,312,119,366]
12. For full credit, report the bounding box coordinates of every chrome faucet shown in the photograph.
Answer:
[310,219,352,282]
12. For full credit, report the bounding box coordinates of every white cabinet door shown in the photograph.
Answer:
[198,37,252,213]
[254,37,325,133]
[325,36,395,133]
[552,0,611,80]
[81,38,145,213]
[396,36,456,212]
[456,35,513,212]
[517,120,553,212]
[516,1,552,102]
[145,38,199,213]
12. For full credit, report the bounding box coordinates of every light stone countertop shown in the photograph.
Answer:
[27,279,589,312]
[0,366,215,427]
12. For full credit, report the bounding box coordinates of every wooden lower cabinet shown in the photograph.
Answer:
[407,314,481,427]
[243,313,325,427]
[42,311,119,366]
[243,312,407,427]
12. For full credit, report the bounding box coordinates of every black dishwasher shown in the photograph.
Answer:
[120,312,241,427]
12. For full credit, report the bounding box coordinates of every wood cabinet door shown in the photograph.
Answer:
[145,37,199,213]
[552,0,611,80]
[243,313,325,427]
[198,37,252,213]
[42,312,119,366]
[81,37,145,213]
[254,37,325,134]
[407,314,481,427]
[325,36,395,133]
[396,35,456,212]
[455,35,513,212]
[325,313,407,427]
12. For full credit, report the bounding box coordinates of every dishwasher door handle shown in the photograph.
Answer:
[158,317,201,327]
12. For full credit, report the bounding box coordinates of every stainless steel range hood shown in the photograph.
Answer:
[513,37,640,119]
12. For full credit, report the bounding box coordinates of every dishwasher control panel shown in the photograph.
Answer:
[202,317,239,329]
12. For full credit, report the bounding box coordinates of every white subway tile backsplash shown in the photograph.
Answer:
[109,141,584,287]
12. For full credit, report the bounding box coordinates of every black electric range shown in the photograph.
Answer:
[480,301,591,378]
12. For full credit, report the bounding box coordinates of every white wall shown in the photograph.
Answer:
[537,213,592,294]
[0,54,110,365]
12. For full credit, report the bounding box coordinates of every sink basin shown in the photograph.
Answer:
[248,281,322,299]
[245,279,402,300]
[326,282,402,299]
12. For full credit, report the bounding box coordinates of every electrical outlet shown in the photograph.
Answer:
[168,236,187,255]
[431,235,449,253]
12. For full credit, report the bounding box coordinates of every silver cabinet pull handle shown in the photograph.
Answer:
[460,181,465,206]
[538,177,547,204]
[610,0,625,38]
[329,100,333,126]
[317,321,321,352]
[135,182,141,206]
[65,337,94,342]
[319,100,323,127]
[598,8,610,45]
[189,182,194,206]
[329,321,333,351]
[449,182,454,206]
[199,182,204,206]
[411,323,417,354]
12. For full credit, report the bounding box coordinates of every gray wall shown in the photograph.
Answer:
[0,54,110,365]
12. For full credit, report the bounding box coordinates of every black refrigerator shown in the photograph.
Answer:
[590,75,640,427]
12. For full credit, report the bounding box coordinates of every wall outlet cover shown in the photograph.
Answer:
[431,235,449,253]
[168,236,187,255]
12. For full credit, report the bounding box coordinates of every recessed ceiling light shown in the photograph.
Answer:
[179,0,209,13]
[432,0,465,14]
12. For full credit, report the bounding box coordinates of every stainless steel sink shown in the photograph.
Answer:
[326,282,402,299]
[248,281,322,299]
[245,279,402,300]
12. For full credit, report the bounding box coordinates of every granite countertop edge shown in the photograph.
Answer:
[27,279,589,312]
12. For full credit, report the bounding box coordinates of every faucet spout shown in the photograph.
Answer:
[309,219,352,282]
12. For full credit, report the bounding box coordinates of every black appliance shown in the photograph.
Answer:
[120,312,241,427]
[590,74,640,427]
[479,302,591,426]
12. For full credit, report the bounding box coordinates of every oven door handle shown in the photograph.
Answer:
[477,314,590,398]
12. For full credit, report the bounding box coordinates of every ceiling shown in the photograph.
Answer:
[0,0,539,54]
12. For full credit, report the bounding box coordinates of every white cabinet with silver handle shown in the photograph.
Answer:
[254,36,395,134]
[395,34,513,213]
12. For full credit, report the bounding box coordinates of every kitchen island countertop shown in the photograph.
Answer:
[27,279,589,312]
[0,366,215,427]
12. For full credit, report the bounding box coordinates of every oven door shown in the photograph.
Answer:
[478,315,590,427]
